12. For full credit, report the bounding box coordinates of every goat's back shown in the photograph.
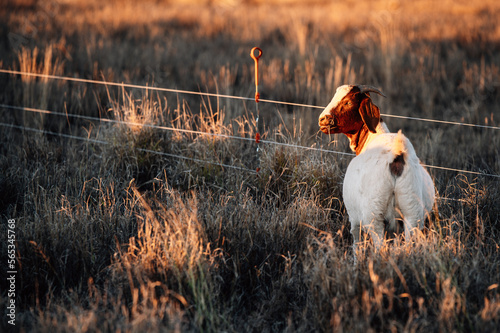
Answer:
[342,132,434,229]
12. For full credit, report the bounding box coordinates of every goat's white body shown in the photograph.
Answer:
[343,122,435,247]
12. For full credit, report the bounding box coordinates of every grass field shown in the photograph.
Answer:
[1,0,500,331]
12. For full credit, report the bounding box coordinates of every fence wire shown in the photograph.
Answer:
[1,104,499,179]
[1,69,499,179]
[1,69,500,130]
[0,121,257,174]
[0,121,492,203]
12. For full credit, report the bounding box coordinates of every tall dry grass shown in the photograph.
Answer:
[1,0,500,331]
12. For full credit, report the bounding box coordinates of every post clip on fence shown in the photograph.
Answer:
[251,47,263,173]
[250,47,262,103]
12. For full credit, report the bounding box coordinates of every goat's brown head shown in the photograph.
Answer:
[318,85,385,136]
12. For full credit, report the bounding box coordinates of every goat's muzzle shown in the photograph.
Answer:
[319,113,335,134]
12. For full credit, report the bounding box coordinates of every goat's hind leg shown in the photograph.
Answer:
[351,218,385,254]
[400,206,425,243]
[366,219,386,251]
[402,217,424,243]
[350,222,362,256]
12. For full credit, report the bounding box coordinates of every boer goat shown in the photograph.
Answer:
[318,85,435,253]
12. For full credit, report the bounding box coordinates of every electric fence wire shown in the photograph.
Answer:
[1,69,500,131]
[0,121,257,174]
[1,103,499,179]
[1,69,499,179]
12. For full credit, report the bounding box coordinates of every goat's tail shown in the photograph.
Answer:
[390,130,407,177]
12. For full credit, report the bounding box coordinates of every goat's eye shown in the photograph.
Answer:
[345,101,352,106]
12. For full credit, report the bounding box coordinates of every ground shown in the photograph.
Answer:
[1,0,499,331]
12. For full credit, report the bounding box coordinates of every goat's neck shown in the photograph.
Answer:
[346,120,390,155]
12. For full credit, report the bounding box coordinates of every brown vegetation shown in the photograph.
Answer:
[1,0,499,331]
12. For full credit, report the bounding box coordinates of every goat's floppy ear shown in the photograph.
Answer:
[359,96,380,133]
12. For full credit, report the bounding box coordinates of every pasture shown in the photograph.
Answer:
[1,0,499,331]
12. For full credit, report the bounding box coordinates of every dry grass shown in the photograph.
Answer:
[1,0,500,331]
